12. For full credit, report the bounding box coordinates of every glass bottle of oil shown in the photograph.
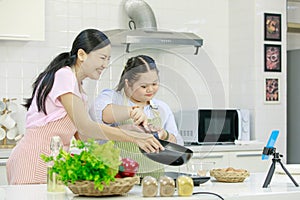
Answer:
[177,175,194,196]
[47,136,65,192]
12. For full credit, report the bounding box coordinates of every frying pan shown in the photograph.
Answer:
[139,138,193,166]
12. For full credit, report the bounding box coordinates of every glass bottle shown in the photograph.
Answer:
[47,136,65,192]
[142,176,158,197]
[177,175,194,196]
[159,176,175,197]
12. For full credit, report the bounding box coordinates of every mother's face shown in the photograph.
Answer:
[81,45,111,80]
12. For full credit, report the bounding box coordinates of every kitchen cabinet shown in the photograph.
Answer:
[190,152,229,169]
[165,149,270,173]
[190,150,271,173]
[0,162,7,185]
[0,0,45,41]
[0,149,11,185]
[164,152,229,173]
[229,151,271,172]
[165,144,271,173]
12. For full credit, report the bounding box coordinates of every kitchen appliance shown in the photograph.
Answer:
[104,0,203,55]
[175,109,250,145]
[139,138,193,166]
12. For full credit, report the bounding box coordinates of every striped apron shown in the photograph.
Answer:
[115,97,165,179]
[6,115,77,184]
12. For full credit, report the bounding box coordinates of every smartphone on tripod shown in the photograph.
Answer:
[262,130,279,160]
[262,130,299,188]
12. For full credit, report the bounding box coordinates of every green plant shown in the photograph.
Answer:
[41,139,121,191]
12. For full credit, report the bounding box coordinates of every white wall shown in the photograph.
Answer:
[0,0,287,158]
[287,1,300,50]
[0,0,230,134]
[229,0,287,159]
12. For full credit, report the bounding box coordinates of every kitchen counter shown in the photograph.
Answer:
[0,148,12,159]
[0,149,11,167]
[188,141,264,152]
[0,141,264,158]
[0,173,300,200]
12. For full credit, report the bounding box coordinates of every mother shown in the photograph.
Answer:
[6,29,163,185]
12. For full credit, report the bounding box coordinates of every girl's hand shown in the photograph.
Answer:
[130,106,149,131]
[148,124,161,132]
[118,124,146,133]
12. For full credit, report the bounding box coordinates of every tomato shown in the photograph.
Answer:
[119,158,139,177]
[114,172,122,178]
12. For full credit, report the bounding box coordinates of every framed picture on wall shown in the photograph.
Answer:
[264,78,279,104]
[264,44,281,72]
[264,13,281,41]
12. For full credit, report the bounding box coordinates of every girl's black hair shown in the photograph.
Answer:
[24,29,111,114]
[116,55,159,91]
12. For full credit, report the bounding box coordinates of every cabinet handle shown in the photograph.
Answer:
[236,153,261,157]
[0,34,30,38]
[192,155,223,159]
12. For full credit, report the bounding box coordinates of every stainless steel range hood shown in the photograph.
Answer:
[104,0,203,55]
[104,29,203,55]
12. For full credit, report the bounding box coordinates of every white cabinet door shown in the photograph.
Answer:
[229,151,272,173]
[191,152,229,169]
[0,0,45,41]
[164,152,229,173]
[0,165,7,185]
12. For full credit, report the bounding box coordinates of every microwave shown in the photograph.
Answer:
[175,109,250,145]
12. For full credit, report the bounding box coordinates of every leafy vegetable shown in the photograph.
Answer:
[41,139,121,191]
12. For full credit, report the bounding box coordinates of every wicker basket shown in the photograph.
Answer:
[210,168,250,183]
[67,176,140,196]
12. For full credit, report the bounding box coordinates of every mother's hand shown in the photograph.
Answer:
[118,125,164,153]
[135,134,164,153]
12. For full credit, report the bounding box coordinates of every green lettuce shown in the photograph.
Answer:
[41,139,121,191]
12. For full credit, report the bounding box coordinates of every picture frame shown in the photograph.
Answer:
[264,13,281,41]
[264,44,281,72]
[264,78,279,104]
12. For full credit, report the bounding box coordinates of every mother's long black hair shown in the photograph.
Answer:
[24,29,111,114]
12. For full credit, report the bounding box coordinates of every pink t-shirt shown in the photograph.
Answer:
[26,66,87,128]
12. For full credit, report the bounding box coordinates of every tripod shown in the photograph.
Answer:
[262,147,299,188]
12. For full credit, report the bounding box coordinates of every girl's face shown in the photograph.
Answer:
[126,70,159,104]
[80,45,111,80]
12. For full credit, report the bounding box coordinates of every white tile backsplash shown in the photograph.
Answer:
[0,0,287,155]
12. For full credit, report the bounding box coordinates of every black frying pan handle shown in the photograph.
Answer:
[152,132,159,140]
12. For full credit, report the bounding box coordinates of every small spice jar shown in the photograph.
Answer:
[177,175,194,196]
[142,176,158,197]
[159,176,175,197]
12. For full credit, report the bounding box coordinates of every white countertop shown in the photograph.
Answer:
[1,173,300,200]
[187,142,264,152]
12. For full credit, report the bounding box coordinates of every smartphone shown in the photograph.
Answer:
[262,130,279,160]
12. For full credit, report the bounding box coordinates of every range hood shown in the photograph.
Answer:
[104,0,203,55]
[104,29,203,55]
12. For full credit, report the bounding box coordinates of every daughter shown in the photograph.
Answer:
[90,55,183,178]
